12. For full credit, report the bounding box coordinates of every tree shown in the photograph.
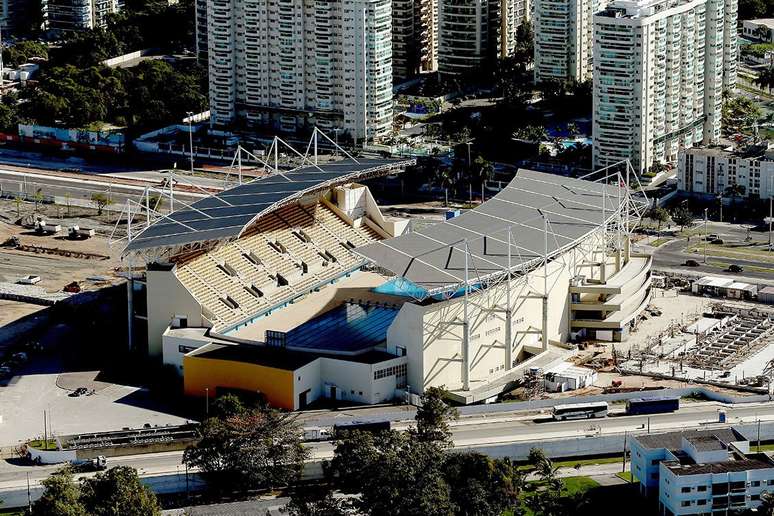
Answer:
[282,486,354,516]
[413,386,459,445]
[444,453,525,516]
[512,125,548,143]
[647,206,670,231]
[513,20,534,64]
[2,41,48,68]
[91,192,113,216]
[739,0,772,20]
[183,401,308,491]
[0,103,20,133]
[33,188,44,212]
[759,491,774,516]
[79,466,160,516]
[722,96,762,136]
[32,468,87,516]
[670,206,695,231]
[754,67,774,93]
[473,155,495,186]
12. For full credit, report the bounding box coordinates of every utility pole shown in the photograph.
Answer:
[43,410,47,450]
[466,141,472,169]
[758,419,761,453]
[704,208,708,263]
[622,430,628,474]
[205,387,209,416]
[27,472,31,513]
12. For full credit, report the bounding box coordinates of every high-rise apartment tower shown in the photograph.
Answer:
[592,0,737,174]
[207,0,393,143]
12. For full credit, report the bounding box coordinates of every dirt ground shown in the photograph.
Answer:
[0,206,124,326]
[0,220,121,288]
[0,299,45,327]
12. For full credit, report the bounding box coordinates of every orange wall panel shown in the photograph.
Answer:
[183,356,296,410]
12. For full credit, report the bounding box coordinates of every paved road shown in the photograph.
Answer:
[645,221,774,282]
[0,168,207,212]
[2,400,773,490]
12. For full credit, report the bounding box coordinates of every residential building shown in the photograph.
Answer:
[195,0,207,63]
[207,0,393,144]
[630,428,774,515]
[742,18,774,43]
[533,0,609,83]
[438,0,528,77]
[44,0,122,32]
[0,0,26,34]
[592,0,738,175]
[678,142,774,199]
[420,0,438,71]
[393,0,439,80]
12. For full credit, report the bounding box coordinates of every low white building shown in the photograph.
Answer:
[679,143,774,200]
[631,428,774,516]
[742,18,774,43]
[692,276,757,300]
[543,362,597,392]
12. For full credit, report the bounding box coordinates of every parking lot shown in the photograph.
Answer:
[0,355,191,447]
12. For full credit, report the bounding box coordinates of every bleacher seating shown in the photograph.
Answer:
[174,201,382,329]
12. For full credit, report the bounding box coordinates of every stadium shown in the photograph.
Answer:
[122,138,652,409]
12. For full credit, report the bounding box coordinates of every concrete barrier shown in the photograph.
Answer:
[458,386,770,417]
[26,446,76,465]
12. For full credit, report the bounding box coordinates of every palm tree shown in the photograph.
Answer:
[724,183,746,216]
[759,491,774,516]
[754,67,774,93]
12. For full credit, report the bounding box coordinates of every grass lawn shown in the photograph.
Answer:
[516,454,621,471]
[515,475,656,516]
[27,439,57,450]
[650,238,671,247]
[519,476,601,516]
[703,260,774,274]
[616,471,633,482]
[563,476,601,495]
[686,243,774,263]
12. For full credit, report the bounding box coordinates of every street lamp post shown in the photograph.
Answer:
[186,112,194,176]
[768,177,773,250]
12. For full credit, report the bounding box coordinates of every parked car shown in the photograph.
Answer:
[727,264,744,273]
[684,259,700,267]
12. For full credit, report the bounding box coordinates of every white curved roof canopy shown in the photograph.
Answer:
[123,157,415,254]
[354,169,628,296]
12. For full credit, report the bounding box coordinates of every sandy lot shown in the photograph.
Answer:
[0,220,122,293]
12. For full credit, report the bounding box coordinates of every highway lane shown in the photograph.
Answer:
[3,401,774,489]
[0,168,206,210]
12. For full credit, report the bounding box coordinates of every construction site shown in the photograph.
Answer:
[618,300,774,388]
[506,284,774,402]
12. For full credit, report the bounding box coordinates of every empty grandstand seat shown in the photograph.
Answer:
[174,200,384,331]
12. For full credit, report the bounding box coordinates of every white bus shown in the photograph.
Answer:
[552,402,609,421]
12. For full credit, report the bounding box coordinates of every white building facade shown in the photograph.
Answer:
[533,0,608,83]
[631,429,774,516]
[207,0,393,143]
[44,0,121,32]
[592,0,737,175]
[678,144,774,199]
